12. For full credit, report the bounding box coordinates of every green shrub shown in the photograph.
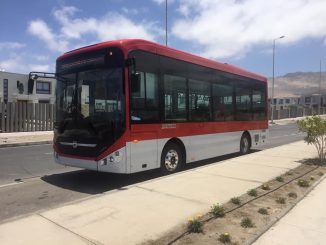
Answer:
[276,197,286,204]
[241,217,254,228]
[230,197,241,205]
[211,204,225,218]
[261,184,270,190]
[276,176,284,182]
[258,208,269,215]
[187,217,203,233]
[318,172,324,176]
[288,192,297,198]
[247,189,258,197]
[298,179,310,187]
[218,232,231,243]
[297,115,326,164]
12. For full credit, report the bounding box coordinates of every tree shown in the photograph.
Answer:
[297,115,326,164]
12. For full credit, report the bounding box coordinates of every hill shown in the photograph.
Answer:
[267,72,326,98]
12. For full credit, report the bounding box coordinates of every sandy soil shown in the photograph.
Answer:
[141,162,325,245]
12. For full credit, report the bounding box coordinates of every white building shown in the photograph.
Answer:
[272,96,300,110]
[0,71,56,104]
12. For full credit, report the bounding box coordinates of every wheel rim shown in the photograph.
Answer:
[164,149,179,172]
[241,137,249,153]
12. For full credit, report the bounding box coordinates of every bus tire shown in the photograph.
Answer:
[240,133,251,154]
[161,142,184,174]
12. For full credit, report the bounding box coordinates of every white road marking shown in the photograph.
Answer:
[0,181,23,188]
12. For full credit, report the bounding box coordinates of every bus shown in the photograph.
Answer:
[54,39,268,174]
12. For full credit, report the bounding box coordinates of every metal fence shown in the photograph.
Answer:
[0,102,325,133]
[270,107,326,120]
[0,102,55,133]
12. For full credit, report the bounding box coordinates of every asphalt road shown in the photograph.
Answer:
[0,122,305,223]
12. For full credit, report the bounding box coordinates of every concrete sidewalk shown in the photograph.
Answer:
[253,175,326,245]
[0,131,53,147]
[0,141,317,245]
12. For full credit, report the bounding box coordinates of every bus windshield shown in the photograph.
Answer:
[55,48,125,157]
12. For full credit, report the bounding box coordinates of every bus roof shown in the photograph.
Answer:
[57,39,266,82]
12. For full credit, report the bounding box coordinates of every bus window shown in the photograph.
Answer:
[131,71,159,123]
[212,83,234,121]
[129,50,159,123]
[164,75,187,121]
[189,79,211,121]
[235,86,252,121]
[252,83,266,120]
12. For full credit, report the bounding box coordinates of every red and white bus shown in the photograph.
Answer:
[54,39,268,174]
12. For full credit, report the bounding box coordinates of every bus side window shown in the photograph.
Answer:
[212,83,234,121]
[164,75,187,121]
[189,79,211,121]
[131,71,159,123]
[235,86,252,121]
[252,83,266,120]
[129,50,159,123]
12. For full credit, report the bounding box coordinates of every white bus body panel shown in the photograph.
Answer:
[54,129,268,174]
[54,147,128,174]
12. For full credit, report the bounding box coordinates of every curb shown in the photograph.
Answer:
[246,171,326,245]
[0,141,52,148]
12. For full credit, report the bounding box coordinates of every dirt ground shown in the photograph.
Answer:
[141,162,325,245]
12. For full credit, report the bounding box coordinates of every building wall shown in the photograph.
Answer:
[0,71,55,104]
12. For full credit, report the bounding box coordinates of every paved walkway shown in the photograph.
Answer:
[253,176,326,245]
[0,141,317,245]
[0,131,53,147]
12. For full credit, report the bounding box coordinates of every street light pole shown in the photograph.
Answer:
[271,35,285,123]
[320,59,326,114]
[165,0,168,46]
[319,59,322,114]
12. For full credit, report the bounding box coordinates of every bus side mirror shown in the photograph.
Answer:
[131,73,141,93]
[28,79,34,94]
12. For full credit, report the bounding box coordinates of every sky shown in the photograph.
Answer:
[0,0,326,77]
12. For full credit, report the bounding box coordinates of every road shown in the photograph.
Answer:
[0,122,305,223]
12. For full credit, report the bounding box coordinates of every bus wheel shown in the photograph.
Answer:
[161,143,184,174]
[240,133,251,154]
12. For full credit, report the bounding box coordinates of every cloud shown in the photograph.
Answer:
[0,56,52,73]
[28,19,69,52]
[29,64,51,72]
[0,42,25,51]
[28,6,163,53]
[152,0,175,5]
[172,0,326,59]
